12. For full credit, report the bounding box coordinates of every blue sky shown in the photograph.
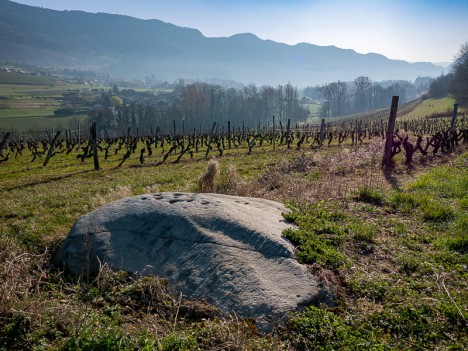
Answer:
[13,0,468,64]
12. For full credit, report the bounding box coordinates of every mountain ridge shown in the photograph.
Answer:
[0,0,444,86]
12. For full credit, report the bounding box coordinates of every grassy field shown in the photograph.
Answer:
[302,103,322,124]
[399,97,464,119]
[0,127,467,349]
[0,72,101,132]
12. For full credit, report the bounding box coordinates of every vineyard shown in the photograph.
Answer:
[0,98,466,171]
[1,95,467,350]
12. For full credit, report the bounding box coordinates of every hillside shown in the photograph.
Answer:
[0,115,467,348]
[0,0,443,86]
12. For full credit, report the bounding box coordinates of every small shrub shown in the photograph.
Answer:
[447,235,468,254]
[216,164,246,195]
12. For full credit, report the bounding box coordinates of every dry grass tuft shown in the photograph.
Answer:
[92,185,133,207]
[0,237,47,314]
[198,159,220,193]
[217,164,250,196]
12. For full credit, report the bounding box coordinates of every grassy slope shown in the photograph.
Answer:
[0,130,467,349]
[399,96,465,119]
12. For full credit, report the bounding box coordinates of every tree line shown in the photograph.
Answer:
[89,82,308,135]
[303,76,431,118]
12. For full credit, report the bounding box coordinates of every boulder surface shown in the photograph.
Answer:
[54,192,332,330]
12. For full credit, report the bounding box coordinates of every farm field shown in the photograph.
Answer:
[0,72,100,132]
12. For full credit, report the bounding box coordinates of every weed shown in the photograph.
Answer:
[447,235,468,254]
[161,332,197,351]
[354,186,385,205]
[306,170,320,181]
[389,191,419,213]
[398,255,422,275]
[422,200,455,222]
[287,306,384,351]
[389,219,408,236]
[283,202,349,268]
[61,310,157,351]
[350,280,394,303]
[347,221,378,243]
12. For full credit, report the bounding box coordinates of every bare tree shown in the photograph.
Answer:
[319,81,348,117]
[354,76,371,112]
[451,41,468,106]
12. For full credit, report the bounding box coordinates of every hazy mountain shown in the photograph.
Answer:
[0,0,444,86]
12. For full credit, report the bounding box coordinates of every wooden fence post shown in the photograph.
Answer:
[381,96,399,168]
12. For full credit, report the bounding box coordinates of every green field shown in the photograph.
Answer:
[399,97,463,119]
[0,72,96,132]
[302,103,322,124]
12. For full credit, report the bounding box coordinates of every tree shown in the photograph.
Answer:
[451,41,468,106]
[428,74,454,98]
[111,96,123,107]
[353,76,371,112]
[318,81,348,117]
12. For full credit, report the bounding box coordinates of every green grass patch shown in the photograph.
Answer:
[399,96,464,119]
[354,186,385,205]
[283,201,349,268]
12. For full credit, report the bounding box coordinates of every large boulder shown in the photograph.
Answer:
[54,192,332,330]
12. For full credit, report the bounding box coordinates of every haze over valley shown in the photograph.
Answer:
[0,0,446,86]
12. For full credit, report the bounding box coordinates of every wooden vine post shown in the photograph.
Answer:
[0,132,11,156]
[451,103,458,130]
[91,122,100,170]
[272,115,276,150]
[381,96,399,168]
[319,119,325,145]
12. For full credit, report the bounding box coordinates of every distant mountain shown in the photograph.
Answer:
[0,0,444,86]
